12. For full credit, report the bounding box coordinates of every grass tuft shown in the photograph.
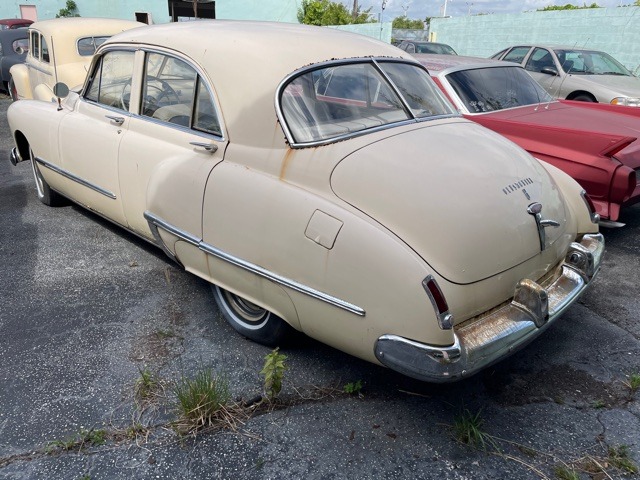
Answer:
[452,408,497,451]
[173,367,231,431]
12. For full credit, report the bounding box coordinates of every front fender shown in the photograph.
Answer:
[8,63,31,100]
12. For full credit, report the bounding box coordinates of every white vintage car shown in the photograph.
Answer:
[8,21,604,382]
[9,17,142,101]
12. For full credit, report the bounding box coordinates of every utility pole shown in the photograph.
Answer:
[442,0,451,17]
[352,0,359,20]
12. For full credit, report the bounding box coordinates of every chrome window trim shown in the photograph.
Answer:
[35,156,117,199]
[144,211,366,317]
[275,57,460,148]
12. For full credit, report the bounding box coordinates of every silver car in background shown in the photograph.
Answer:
[492,45,640,106]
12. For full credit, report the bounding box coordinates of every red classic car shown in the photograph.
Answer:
[416,54,640,224]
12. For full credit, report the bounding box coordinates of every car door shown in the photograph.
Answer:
[118,50,227,247]
[56,49,136,225]
[523,47,563,98]
[27,30,54,100]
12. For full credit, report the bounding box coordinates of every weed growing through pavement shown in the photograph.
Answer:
[135,366,160,401]
[260,348,287,401]
[452,408,498,451]
[343,380,363,395]
[46,428,107,454]
[173,367,235,433]
[624,373,640,393]
[553,464,579,480]
[607,444,638,474]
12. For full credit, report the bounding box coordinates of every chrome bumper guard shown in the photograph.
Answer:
[10,147,24,166]
[375,233,604,383]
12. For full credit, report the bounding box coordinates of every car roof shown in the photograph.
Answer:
[413,54,507,73]
[505,44,605,52]
[29,17,143,37]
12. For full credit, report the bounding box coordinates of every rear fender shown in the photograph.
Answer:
[8,64,31,100]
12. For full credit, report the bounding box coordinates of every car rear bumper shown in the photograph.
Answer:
[374,233,604,383]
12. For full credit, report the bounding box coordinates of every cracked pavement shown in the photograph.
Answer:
[0,95,639,479]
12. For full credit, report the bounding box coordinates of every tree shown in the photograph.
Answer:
[298,0,373,26]
[392,16,424,29]
[56,0,79,18]
[538,3,600,11]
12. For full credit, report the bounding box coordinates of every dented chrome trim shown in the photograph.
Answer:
[143,211,366,317]
[375,233,604,382]
[35,156,116,199]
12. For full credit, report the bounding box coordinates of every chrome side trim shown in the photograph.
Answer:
[34,157,116,199]
[143,211,366,317]
[375,233,605,382]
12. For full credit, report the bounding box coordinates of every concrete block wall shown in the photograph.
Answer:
[430,7,640,73]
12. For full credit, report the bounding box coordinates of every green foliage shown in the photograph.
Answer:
[135,366,160,400]
[608,445,639,474]
[452,408,498,451]
[56,0,80,18]
[626,372,640,392]
[538,3,600,11]
[261,348,287,400]
[173,367,230,428]
[46,428,107,453]
[343,380,363,394]
[392,16,425,29]
[298,0,373,26]
[554,465,579,480]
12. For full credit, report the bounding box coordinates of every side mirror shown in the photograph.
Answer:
[541,66,558,76]
[53,82,69,99]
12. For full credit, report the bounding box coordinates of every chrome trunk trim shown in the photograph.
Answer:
[375,233,604,382]
[143,211,366,317]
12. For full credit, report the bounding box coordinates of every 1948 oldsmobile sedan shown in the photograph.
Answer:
[8,21,604,382]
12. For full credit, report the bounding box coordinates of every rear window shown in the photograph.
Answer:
[446,66,553,113]
[280,60,455,145]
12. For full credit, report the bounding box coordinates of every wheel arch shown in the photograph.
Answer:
[566,90,597,102]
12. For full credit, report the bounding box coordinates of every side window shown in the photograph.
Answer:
[41,35,49,63]
[77,36,109,56]
[502,46,531,64]
[141,52,195,126]
[84,50,135,110]
[30,31,39,59]
[141,52,221,135]
[193,77,221,136]
[525,48,554,73]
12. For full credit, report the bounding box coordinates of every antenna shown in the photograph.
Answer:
[49,35,64,111]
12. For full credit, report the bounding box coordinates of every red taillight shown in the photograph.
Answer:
[422,275,453,330]
[580,190,600,224]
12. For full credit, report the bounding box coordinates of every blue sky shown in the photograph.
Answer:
[356,0,631,21]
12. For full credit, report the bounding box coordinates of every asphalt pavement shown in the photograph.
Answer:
[1,95,639,479]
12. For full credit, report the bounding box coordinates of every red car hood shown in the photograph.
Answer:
[470,101,640,169]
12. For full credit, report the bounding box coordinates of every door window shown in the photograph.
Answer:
[502,46,531,64]
[84,50,136,111]
[525,48,555,73]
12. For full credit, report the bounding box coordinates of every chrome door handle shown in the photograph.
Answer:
[105,115,125,125]
[190,141,218,153]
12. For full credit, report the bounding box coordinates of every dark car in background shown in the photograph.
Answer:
[0,28,28,95]
[0,18,33,30]
[397,40,457,55]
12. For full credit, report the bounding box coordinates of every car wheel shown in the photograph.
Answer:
[570,94,596,102]
[8,76,18,101]
[211,284,294,346]
[29,149,65,206]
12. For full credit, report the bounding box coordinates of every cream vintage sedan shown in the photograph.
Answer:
[8,21,604,382]
[9,17,142,101]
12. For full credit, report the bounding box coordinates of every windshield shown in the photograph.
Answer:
[446,66,553,113]
[280,60,455,144]
[554,49,631,76]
